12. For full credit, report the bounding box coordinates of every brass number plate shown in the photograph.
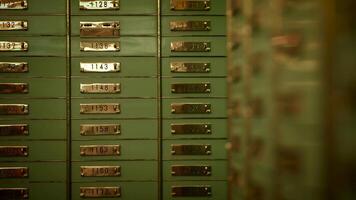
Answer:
[0,146,28,157]
[80,0,120,10]
[0,188,29,199]
[171,123,211,135]
[80,21,120,37]
[80,187,121,198]
[171,186,211,197]
[170,0,210,11]
[0,124,29,136]
[170,21,211,31]
[171,144,211,155]
[80,145,120,156]
[171,165,211,176]
[171,103,211,114]
[0,41,28,52]
[80,103,120,114]
[80,41,120,52]
[80,166,120,177]
[0,104,28,115]
[0,0,28,10]
[170,62,210,73]
[80,124,120,136]
[171,83,210,93]
[0,83,28,94]
[171,41,210,52]
[0,21,27,31]
[80,62,120,73]
[0,167,28,178]
[0,62,28,73]
[80,83,120,94]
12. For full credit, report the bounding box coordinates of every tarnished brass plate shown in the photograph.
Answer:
[80,62,120,73]
[80,145,120,156]
[80,166,120,177]
[80,124,120,136]
[0,62,28,73]
[171,165,211,176]
[0,0,28,10]
[171,103,211,114]
[0,146,28,157]
[170,21,210,31]
[80,21,120,37]
[171,123,211,135]
[171,144,211,155]
[170,62,210,73]
[0,21,27,31]
[80,83,120,94]
[80,103,120,114]
[0,167,28,178]
[0,104,28,115]
[0,124,29,136]
[80,0,119,10]
[80,187,121,198]
[171,186,211,197]
[0,41,28,52]
[0,83,28,94]
[171,83,210,93]
[80,41,120,52]
[171,41,210,52]
[0,188,29,199]
[170,0,210,11]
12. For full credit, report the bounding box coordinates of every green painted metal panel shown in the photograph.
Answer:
[161,0,226,16]
[163,160,228,181]
[71,161,158,181]
[162,36,227,57]
[0,16,66,36]
[0,0,66,15]
[0,183,67,200]
[71,16,156,36]
[0,141,66,161]
[0,120,66,140]
[71,140,157,161]
[71,77,157,98]
[162,16,226,36]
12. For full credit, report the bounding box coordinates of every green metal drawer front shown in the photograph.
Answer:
[72,119,157,140]
[71,140,157,161]
[0,57,66,78]
[162,37,227,57]
[0,0,66,15]
[0,120,66,140]
[71,99,157,119]
[0,16,66,36]
[163,139,227,160]
[71,16,156,36]
[71,0,157,15]
[0,99,66,119]
[162,77,227,97]
[163,160,228,181]
[162,119,227,139]
[72,182,158,200]
[71,36,156,57]
[0,162,66,182]
[163,181,228,200]
[0,183,66,200]
[161,0,226,15]
[0,78,66,98]
[71,57,157,77]
[0,36,66,57]
[162,16,226,36]
[71,78,157,98]
[162,98,227,118]
[0,141,66,161]
[162,57,227,77]
[72,161,158,181]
